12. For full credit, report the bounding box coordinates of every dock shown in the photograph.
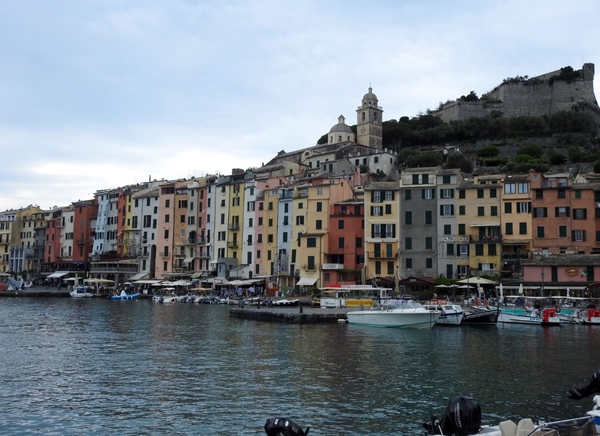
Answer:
[229,305,349,323]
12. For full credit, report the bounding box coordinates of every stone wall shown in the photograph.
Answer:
[433,63,598,123]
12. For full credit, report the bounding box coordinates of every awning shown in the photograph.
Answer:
[470,223,500,227]
[47,271,70,278]
[296,277,318,286]
[184,258,194,264]
[129,272,148,281]
[191,272,202,279]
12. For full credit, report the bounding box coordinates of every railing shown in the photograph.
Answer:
[367,252,396,259]
[227,241,238,249]
[198,251,211,259]
[322,263,344,270]
[197,237,208,245]
[468,234,503,242]
[228,223,239,231]
[501,253,530,260]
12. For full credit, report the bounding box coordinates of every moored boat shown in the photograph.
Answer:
[69,285,93,298]
[346,299,441,329]
[422,300,465,326]
[496,306,561,326]
[109,290,140,300]
[461,306,499,326]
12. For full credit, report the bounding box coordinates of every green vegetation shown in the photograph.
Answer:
[548,66,581,86]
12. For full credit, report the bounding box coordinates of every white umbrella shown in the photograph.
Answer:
[518,283,524,295]
[434,284,449,288]
[499,283,504,299]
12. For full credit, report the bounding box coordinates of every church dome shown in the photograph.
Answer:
[362,86,378,107]
[329,115,353,133]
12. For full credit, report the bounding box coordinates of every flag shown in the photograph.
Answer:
[582,268,588,278]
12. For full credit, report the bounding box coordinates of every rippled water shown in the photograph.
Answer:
[1,298,600,435]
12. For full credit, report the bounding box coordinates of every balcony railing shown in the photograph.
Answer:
[197,237,208,245]
[368,252,396,259]
[469,234,503,242]
[228,223,240,231]
[198,251,211,259]
[322,263,344,270]
[227,241,238,249]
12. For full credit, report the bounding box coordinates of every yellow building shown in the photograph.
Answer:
[456,175,503,278]
[0,209,18,273]
[500,174,532,280]
[364,181,400,282]
[227,178,245,263]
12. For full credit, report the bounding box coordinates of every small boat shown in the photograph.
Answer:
[109,290,140,300]
[461,306,499,326]
[576,308,600,325]
[496,306,561,326]
[70,286,93,298]
[271,298,299,306]
[422,300,465,326]
[346,299,441,329]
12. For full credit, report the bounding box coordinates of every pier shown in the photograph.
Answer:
[229,305,348,323]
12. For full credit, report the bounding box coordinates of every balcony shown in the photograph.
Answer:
[293,190,309,198]
[228,223,240,231]
[198,251,211,259]
[322,263,344,270]
[368,252,396,259]
[197,237,208,245]
[469,234,503,242]
[227,241,238,249]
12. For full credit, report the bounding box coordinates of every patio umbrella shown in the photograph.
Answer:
[434,284,449,288]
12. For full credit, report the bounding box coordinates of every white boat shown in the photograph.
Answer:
[271,298,299,306]
[422,300,465,326]
[346,299,441,329]
[69,286,93,298]
[495,306,561,326]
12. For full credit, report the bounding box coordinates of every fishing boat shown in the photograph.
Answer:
[346,298,441,329]
[496,306,561,326]
[108,290,140,300]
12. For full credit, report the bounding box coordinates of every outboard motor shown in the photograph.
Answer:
[264,417,309,436]
[423,396,481,436]
[569,369,600,400]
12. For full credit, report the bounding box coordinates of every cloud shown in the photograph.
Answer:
[0,0,599,211]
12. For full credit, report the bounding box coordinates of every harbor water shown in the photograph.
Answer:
[1,298,600,435]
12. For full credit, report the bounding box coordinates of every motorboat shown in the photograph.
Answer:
[461,306,499,326]
[422,300,465,326]
[271,298,299,306]
[574,308,600,325]
[496,306,561,326]
[264,417,309,436]
[345,299,441,329]
[108,290,140,300]
[69,286,93,298]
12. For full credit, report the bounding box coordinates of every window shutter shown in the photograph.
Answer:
[440,205,444,216]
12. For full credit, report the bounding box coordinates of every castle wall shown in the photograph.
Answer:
[433,63,598,122]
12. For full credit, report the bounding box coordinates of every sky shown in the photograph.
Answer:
[1,0,600,212]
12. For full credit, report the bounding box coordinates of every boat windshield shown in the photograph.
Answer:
[386,299,424,310]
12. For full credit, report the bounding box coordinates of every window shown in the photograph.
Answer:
[575,189,582,199]
[440,188,454,198]
[490,188,497,198]
[267,234,274,243]
[444,224,451,235]
[459,245,469,256]
[555,207,569,217]
[477,206,484,216]
[316,220,322,230]
[425,237,432,249]
[426,258,433,268]
[404,190,412,200]
[296,216,304,225]
[517,202,530,213]
[412,174,419,184]
[573,209,587,220]
[491,206,498,216]
[558,189,566,199]
[519,222,527,235]
[535,189,543,200]
[356,237,362,248]
[459,205,466,215]
[559,226,567,238]
[406,258,413,269]
[375,261,381,275]
[165,214,170,223]
[371,206,383,216]
[405,211,412,225]
[440,204,454,216]
[504,183,516,194]
[458,189,465,199]
[422,189,434,200]
[442,175,451,184]
[534,207,547,218]
[517,183,529,194]
[164,229,169,239]
[338,220,344,229]
[446,244,454,256]
[458,224,465,235]
[477,189,484,199]
[316,202,322,212]
[338,237,345,249]
[387,261,394,275]
[537,226,545,238]
[425,211,432,225]
[306,237,317,247]
[307,256,315,270]
[505,223,513,235]
[384,191,393,201]
[405,237,412,250]
[373,191,382,203]
[573,230,586,242]
[475,244,484,256]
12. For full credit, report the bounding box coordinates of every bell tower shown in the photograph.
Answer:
[356,87,383,149]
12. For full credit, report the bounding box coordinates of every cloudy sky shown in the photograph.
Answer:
[1,0,599,211]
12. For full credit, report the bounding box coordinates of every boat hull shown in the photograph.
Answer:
[497,310,560,326]
[462,307,498,326]
[346,309,440,329]
[109,293,140,300]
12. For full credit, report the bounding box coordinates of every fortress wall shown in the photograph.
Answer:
[433,64,597,122]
